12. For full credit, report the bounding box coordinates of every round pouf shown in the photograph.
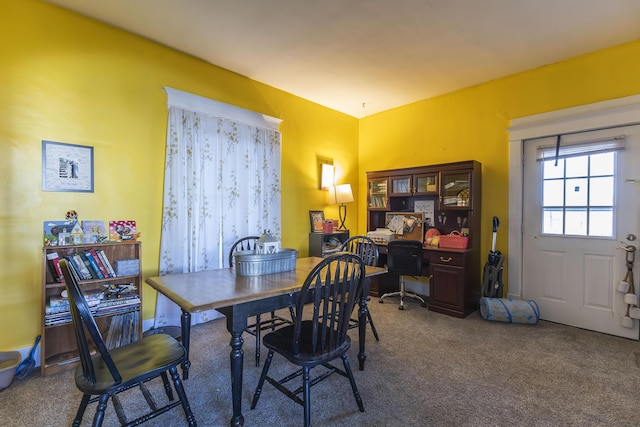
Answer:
[480,297,540,324]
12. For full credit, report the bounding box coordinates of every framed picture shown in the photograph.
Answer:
[309,210,325,233]
[42,140,94,192]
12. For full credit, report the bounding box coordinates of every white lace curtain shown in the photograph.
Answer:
[154,89,282,328]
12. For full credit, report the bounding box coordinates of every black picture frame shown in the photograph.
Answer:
[309,210,325,233]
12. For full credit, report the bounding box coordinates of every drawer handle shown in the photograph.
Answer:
[439,257,452,263]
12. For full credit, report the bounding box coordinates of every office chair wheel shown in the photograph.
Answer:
[421,302,427,308]
[379,298,384,303]
[398,305,404,310]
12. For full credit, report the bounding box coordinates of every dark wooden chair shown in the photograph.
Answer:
[58,259,197,427]
[340,235,380,340]
[250,252,366,427]
[379,239,427,309]
[229,236,294,366]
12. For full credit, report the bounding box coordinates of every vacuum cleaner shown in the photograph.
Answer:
[481,216,505,298]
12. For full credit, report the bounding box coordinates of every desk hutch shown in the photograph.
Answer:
[367,160,481,318]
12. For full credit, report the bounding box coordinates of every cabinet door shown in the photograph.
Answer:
[389,175,412,196]
[440,171,472,209]
[368,177,388,209]
[414,173,438,195]
[430,263,465,312]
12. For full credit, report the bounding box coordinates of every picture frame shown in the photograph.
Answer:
[42,140,94,192]
[309,210,325,233]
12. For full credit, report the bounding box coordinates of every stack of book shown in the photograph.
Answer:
[45,288,104,326]
[61,250,117,281]
[44,285,141,327]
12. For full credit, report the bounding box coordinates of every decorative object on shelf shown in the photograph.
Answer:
[256,230,280,254]
[43,220,77,246]
[65,210,78,221]
[328,183,354,230]
[81,220,107,244]
[69,222,84,245]
[42,140,94,192]
[109,220,139,241]
[309,210,325,233]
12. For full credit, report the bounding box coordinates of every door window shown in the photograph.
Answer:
[542,151,615,237]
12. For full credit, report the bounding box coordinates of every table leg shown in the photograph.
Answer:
[358,293,367,371]
[229,330,245,427]
[180,310,192,379]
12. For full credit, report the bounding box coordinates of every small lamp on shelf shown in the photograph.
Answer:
[328,184,354,230]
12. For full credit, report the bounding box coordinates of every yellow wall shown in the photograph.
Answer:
[0,0,359,350]
[359,40,640,286]
[3,0,640,352]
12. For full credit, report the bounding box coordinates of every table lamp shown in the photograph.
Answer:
[329,184,354,230]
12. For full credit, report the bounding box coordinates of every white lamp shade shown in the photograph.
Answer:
[329,184,354,204]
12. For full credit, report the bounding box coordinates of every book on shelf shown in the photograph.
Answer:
[83,251,104,279]
[46,252,64,283]
[89,249,110,278]
[66,254,93,280]
[96,250,116,277]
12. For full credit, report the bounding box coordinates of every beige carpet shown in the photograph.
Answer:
[1,299,639,426]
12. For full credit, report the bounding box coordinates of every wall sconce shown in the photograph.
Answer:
[328,184,354,230]
[320,162,334,190]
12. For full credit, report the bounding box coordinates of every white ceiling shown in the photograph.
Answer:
[47,0,640,118]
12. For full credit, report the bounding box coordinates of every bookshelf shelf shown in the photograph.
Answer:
[41,241,142,376]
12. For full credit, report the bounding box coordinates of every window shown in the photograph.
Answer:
[541,151,615,237]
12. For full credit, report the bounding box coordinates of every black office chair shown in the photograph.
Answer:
[379,239,427,310]
[340,235,380,341]
[58,259,197,427]
[251,252,366,427]
[229,236,294,366]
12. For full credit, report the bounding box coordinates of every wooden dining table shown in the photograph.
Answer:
[145,256,387,427]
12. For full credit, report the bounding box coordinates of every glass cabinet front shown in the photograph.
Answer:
[414,173,438,195]
[441,172,471,208]
[368,178,388,209]
[390,175,412,195]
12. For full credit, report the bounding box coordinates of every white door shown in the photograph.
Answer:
[523,125,640,339]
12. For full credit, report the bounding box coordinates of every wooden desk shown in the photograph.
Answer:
[146,256,386,427]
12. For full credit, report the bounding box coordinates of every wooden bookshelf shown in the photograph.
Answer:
[41,241,142,376]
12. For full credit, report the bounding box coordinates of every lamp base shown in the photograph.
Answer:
[338,204,348,230]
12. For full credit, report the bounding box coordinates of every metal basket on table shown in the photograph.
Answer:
[234,249,298,276]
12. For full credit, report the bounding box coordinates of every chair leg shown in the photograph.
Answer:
[366,310,380,341]
[251,350,274,409]
[302,366,311,427]
[341,354,365,412]
[255,314,262,366]
[73,394,91,427]
[92,394,110,427]
[379,275,426,309]
[160,371,174,401]
[170,366,197,427]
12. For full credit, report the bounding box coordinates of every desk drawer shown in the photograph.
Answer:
[428,251,464,267]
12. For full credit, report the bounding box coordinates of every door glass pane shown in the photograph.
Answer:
[565,178,588,206]
[543,180,564,206]
[589,176,614,205]
[565,208,587,235]
[543,208,564,234]
[589,208,614,237]
[591,152,614,176]
[565,156,588,178]
[543,159,565,179]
